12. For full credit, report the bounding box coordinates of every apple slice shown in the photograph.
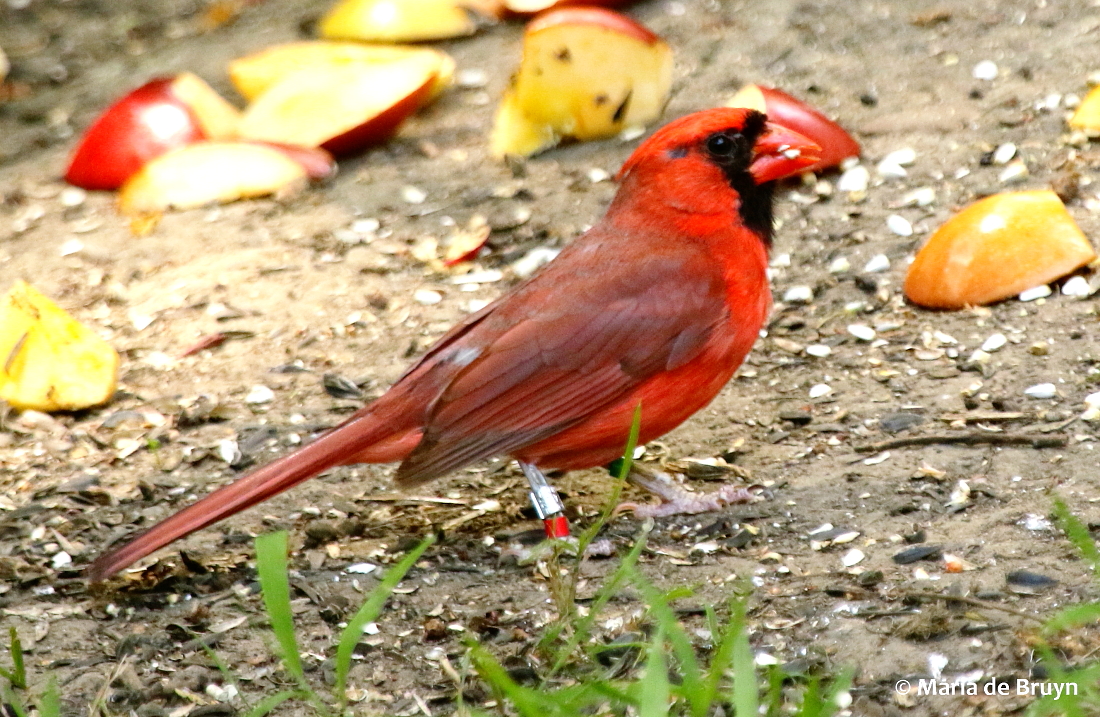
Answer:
[237,54,439,155]
[229,41,455,103]
[727,84,859,173]
[490,7,672,158]
[0,46,8,86]
[319,0,480,42]
[65,73,241,191]
[117,141,334,215]
[0,280,119,412]
[1069,84,1100,133]
[904,190,1096,309]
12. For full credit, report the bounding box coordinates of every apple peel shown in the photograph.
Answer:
[117,141,332,215]
[490,7,672,158]
[727,84,859,173]
[0,280,119,412]
[65,73,241,191]
[229,42,454,103]
[904,190,1096,309]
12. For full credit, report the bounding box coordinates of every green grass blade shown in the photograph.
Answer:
[335,534,436,709]
[0,627,26,689]
[576,403,642,553]
[0,683,28,717]
[702,600,745,710]
[254,531,305,683]
[1053,497,1100,576]
[637,626,670,717]
[469,643,554,717]
[1042,602,1100,634]
[729,602,759,717]
[38,678,60,717]
[242,689,311,717]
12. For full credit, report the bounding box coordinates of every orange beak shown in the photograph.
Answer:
[749,121,822,184]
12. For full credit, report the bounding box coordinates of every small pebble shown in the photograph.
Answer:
[1018,284,1051,302]
[245,385,275,404]
[980,333,1007,352]
[836,165,869,193]
[992,143,1016,164]
[783,285,814,303]
[414,289,443,305]
[864,253,891,272]
[51,551,72,569]
[345,562,378,575]
[848,324,876,341]
[1029,341,1049,356]
[972,60,998,80]
[770,253,791,268]
[1024,383,1057,399]
[809,383,832,398]
[1061,275,1092,297]
[456,68,488,88]
[806,344,832,358]
[828,256,851,273]
[886,214,913,236]
[967,349,992,364]
[892,545,943,564]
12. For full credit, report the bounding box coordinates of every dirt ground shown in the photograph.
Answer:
[4,0,1100,714]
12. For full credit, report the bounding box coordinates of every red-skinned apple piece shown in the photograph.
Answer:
[726,84,859,173]
[117,141,334,215]
[65,73,241,191]
[499,0,632,17]
[237,54,439,155]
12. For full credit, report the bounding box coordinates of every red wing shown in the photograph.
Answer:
[394,243,728,484]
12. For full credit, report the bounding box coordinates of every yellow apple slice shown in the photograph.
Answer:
[237,54,438,155]
[118,141,333,215]
[229,41,454,103]
[489,7,672,158]
[0,280,119,412]
[904,190,1096,309]
[318,0,480,42]
[1069,85,1100,133]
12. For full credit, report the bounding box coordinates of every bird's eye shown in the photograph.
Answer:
[706,133,736,157]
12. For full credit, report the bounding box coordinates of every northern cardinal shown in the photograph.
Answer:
[88,108,819,581]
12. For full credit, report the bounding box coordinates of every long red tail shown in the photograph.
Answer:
[86,411,415,581]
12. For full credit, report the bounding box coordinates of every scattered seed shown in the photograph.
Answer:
[972,60,998,80]
[1006,570,1057,595]
[863,451,890,465]
[783,285,814,303]
[892,544,943,564]
[981,333,1007,352]
[401,185,427,204]
[848,324,876,341]
[841,548,865,567]
[1021,514,1053,532]
[864,253,891,272]
[512,246,560,278]
[836,165,869,193]
[245,385,275,404]
[456,68,488,88]
[587,167,610,183]
[1062,275,1092,297]
[1018,284,1051,302]
[806,344,832,358]
[770,252,791,268]
[217,438,243,465]
[998,159,1028,184]
[1029,341,1049,356]
[992,143,1017,164]
[828,256,851,273]
[51,551,72,569]
[1024,383,1057,399]
[886,215,913,237]
[901,187,936,207]
[346,562,378,575]
[414,289,443,305]
[59,186,86,207]
[809,383,832,398]
[59,238,84,256]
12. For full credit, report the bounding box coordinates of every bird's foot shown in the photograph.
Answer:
[617,463,760,518]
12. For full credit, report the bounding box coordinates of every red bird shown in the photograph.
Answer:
[88,108,818,581]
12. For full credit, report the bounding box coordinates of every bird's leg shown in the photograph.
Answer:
[617,462,759,519]
[520,461,571,538]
